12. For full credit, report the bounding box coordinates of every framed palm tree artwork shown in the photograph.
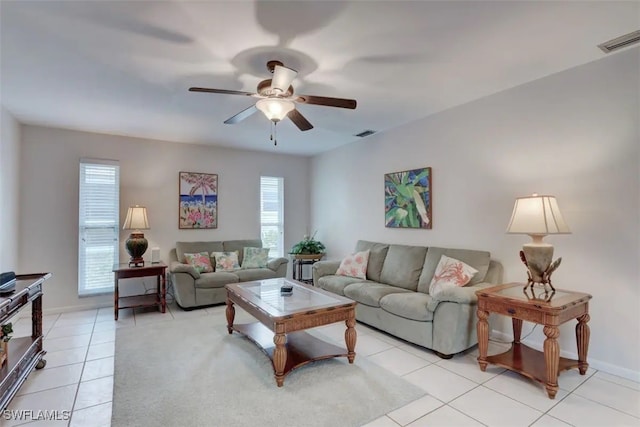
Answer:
[385,167,432,229]
[179,172,218,229]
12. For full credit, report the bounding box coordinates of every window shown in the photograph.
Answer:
[78,159,120,296]
[260,176,284,257]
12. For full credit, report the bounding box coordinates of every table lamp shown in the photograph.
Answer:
[123,205,149,267]
[506,194,570,292]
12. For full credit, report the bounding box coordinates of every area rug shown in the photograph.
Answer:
[112,314,426,427]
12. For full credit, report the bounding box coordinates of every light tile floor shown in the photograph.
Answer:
[2,302,639,427]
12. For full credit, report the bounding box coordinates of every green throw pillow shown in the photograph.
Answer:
[241,247,270,269]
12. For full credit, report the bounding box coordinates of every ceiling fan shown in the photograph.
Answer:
[189,60,357,133]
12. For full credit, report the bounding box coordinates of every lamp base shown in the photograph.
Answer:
[519,244,563,293]
[129,258,145,268]
[126,232,148,268]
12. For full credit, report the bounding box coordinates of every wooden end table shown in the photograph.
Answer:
[476,283,592,399]
[112,263,167,320]
[291,254,324,285]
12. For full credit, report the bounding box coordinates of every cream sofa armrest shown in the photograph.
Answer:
[427,282,495,310]
[169,261,200,279]
[267,257,289,271]
[312,260,341,284]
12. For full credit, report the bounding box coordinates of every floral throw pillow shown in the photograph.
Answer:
[241,247,270,269]
[335,250,370,280]
[429,255,478,297]
[183,252,213,273]
[211,251,240,272]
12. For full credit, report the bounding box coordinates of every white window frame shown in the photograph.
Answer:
[78,158,120,296]
[260,176,284,258]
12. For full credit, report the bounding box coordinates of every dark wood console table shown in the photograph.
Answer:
[113,263,166,320]
[0,272,51,410]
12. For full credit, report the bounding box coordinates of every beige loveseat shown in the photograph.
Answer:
[312,240,502,357]
[169,239,288,310]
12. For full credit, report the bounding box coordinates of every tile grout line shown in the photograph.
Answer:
[66,316,98,427]
[569,388,640,420]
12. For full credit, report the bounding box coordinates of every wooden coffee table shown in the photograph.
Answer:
[225,278,357,387]
[476,283,592,399]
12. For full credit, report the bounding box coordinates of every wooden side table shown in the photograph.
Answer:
[112,263,167,320]
[291,254,324,285]
[476,283,592,399]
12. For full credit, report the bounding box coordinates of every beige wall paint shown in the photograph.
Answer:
[19,126,310,312]
[0,107,20,272]
[311,49,640,379]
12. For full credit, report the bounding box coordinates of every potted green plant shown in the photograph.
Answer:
[289,233,326,259]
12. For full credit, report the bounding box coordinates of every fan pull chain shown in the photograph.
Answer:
[269,121,277,146]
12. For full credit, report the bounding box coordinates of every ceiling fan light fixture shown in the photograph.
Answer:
[256,98,295,122]
[271,65,298,93]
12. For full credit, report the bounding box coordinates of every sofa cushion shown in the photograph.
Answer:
[336,250,370,280]
[379,293,435,322]
[418,247,491,293]
[379,245,428,291]
[176,241,223,264]
[234,268,278,282]
[194,272,239,289]
[343,282,413,307]
[428,255,478,296]
[316,275,362,296]
[183,252,214,273]
[223,239,262,265]
[354,240,390,282]
[241,247,270,269]
[212,251,240,272]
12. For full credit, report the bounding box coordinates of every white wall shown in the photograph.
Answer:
[0,107,20,272]
[19,126,310,312]
[311,48,640,379]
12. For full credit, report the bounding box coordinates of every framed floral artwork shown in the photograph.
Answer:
[384,167,432,229]
[179,172,218,229]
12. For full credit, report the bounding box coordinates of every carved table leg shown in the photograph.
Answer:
[114,275,119,321]
[512,318,523,344]
[576,313,590,375]
[345,313,357,363]
[477,309,489,371]
[543,325,560,399]
[273,324,287,387]
[33,296,46,369]
[225,299,235,334]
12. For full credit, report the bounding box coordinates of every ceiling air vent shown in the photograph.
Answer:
[598,30,640,53]
[354,129,377,138]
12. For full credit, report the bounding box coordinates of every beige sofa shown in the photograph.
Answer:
[169,239,288,310]
[312,240,502,357]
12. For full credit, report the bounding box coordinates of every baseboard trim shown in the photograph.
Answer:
[491,329,640,383]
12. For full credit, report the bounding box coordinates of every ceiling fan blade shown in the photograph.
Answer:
[224,105,258,124]
[295,95,357,109]
[288,109,313,131]
[271,65,298,94]
[189,87,255,96]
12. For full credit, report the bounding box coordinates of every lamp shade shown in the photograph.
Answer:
[256,98,295,122]
[123,205,149,230]
[506,194,570,236]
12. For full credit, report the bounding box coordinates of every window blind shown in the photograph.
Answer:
[78,159,120,296]
[260,176,284,257]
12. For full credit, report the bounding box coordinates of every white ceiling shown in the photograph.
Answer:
[1,1,638,156]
